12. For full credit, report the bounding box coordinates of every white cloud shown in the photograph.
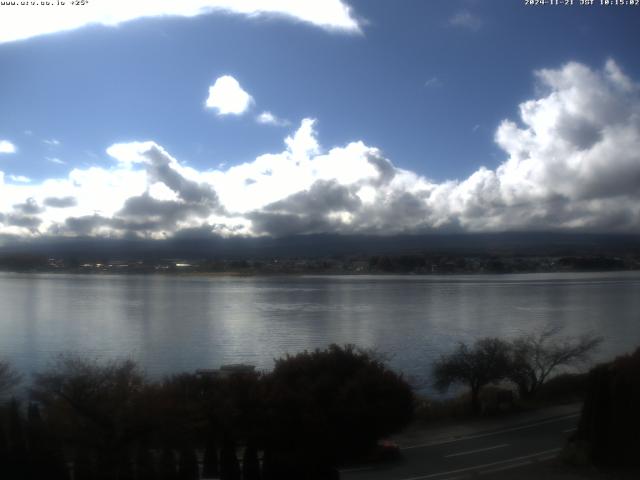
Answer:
[0,0,361,44]
[424,77,441,88]
[256,111,290,126]
[205,75,254,116]
[8,175,31,183]
[449,10,483,31]
[44,139,61,146]
[0,140,17,154]
[1,60,639,238]
[46,157,66,165]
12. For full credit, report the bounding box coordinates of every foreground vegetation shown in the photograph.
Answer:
[567,346,640,467]
[0,345,412,480]
[432,327,601,414]
[0,327,634,479]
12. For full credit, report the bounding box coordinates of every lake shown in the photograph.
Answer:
[1,271,639,393]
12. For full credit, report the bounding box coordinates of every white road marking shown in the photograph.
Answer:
[397,447,561,480]
[402,413,579,450]
[480,451,557,475]
[477,460,532,475]
[444,443,509,458]
[432,454,560,480]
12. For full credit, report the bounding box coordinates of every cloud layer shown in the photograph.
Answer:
[0,140,16,154]
[0,0,361,44]
[1,60,639,239]
[256,111,290,126]
[206,75,254,115]
[449,10,483,31]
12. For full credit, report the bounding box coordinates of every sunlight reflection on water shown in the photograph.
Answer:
[1,271,639,395]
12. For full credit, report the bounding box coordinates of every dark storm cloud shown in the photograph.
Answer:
[366,152,396,186]
[44,196,77,208]
[62,215,112,236]
[265,180,361,215]
[7,214,42,229]
[116,193,211,232]
[246,180,363,236]
[13,198,43,215]
[555,116,602,151]
[248,211,340,237]
[144,145,219,205]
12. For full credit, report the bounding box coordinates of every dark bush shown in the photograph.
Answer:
[264,344,413,464]
[534,373,588,404]
[573,347,640,466]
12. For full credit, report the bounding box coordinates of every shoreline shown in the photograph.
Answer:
[0,268,638,277]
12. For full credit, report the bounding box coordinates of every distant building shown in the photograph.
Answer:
[108,260,129,268]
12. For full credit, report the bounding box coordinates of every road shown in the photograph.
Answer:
[342,410,580,480]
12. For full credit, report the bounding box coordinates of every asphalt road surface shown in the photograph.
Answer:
[342,411,579,480]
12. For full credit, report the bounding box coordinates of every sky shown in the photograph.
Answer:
[0,0,639,240]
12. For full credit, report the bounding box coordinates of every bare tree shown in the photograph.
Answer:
[31,355,146,421]
[0,358,21,398]
[30,354,150,467]
[508,326,602,399]
[432,338,512,414]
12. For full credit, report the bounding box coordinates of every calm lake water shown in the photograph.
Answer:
[1,271,639,393]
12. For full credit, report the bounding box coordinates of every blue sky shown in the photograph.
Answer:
[1,0,639,238]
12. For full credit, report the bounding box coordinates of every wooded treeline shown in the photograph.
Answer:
[0,345,413,480]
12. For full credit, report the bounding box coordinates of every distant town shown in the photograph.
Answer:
[1,252,638,275]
